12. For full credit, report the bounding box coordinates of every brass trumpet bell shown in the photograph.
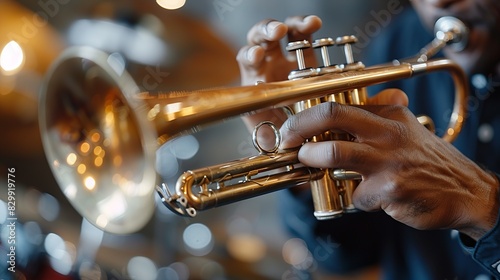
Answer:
[39,47,158,234]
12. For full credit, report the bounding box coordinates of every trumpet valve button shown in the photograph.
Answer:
[313,38,335,67]
[335,35,358,45]
[286,39,311,51]
[312,37,335,48]
[336,35,358,65]
[286,40,311,70]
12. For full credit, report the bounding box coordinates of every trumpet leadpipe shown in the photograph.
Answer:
[138,62,445,144]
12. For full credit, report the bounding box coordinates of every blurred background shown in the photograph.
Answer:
[0,0,408,279]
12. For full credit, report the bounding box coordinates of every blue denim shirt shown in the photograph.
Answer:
[281,6,500,280]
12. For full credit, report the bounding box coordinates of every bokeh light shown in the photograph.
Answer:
[156,0,186,10]
[169,135,199,160]
[38,193,60,222]
[0,40,24,74]
[226,233,267,263]
[44,233,76,275]
[182,223,214,256]
[127,256,157,280]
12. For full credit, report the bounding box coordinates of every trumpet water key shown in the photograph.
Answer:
[39,17,469,233]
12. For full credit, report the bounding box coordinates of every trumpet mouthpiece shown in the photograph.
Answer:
[434,16,469,52]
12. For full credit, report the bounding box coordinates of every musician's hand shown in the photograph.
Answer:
[279,93,500,241]
[236,15,322,149]
[237,15,322,86]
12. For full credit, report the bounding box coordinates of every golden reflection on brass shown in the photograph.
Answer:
[80,142,90,154]
[113,155,122,167]
[147,104,161,121]
[93,146,103,156]
[66,153,77,166]
[77,164,86,174]
[91,131,101,143]
[105,111,115,126]
[84,176,96,191]
[94,157,103,167]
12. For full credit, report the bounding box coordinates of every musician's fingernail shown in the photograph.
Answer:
[302,15,321,29]
[265,21,282,36]
[303,15,315,23]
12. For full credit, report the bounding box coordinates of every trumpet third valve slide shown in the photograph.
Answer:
[39,16,469,233]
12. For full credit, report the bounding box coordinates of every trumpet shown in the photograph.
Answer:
[39,16,469,234]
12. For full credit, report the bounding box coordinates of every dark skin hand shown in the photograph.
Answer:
[236,15,323,140]
[237,15,321,85]
[279,102,499,240]
[237,15,500,241]
[237,16,408,144]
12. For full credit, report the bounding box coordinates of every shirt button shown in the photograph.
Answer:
[478,123,494,143]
